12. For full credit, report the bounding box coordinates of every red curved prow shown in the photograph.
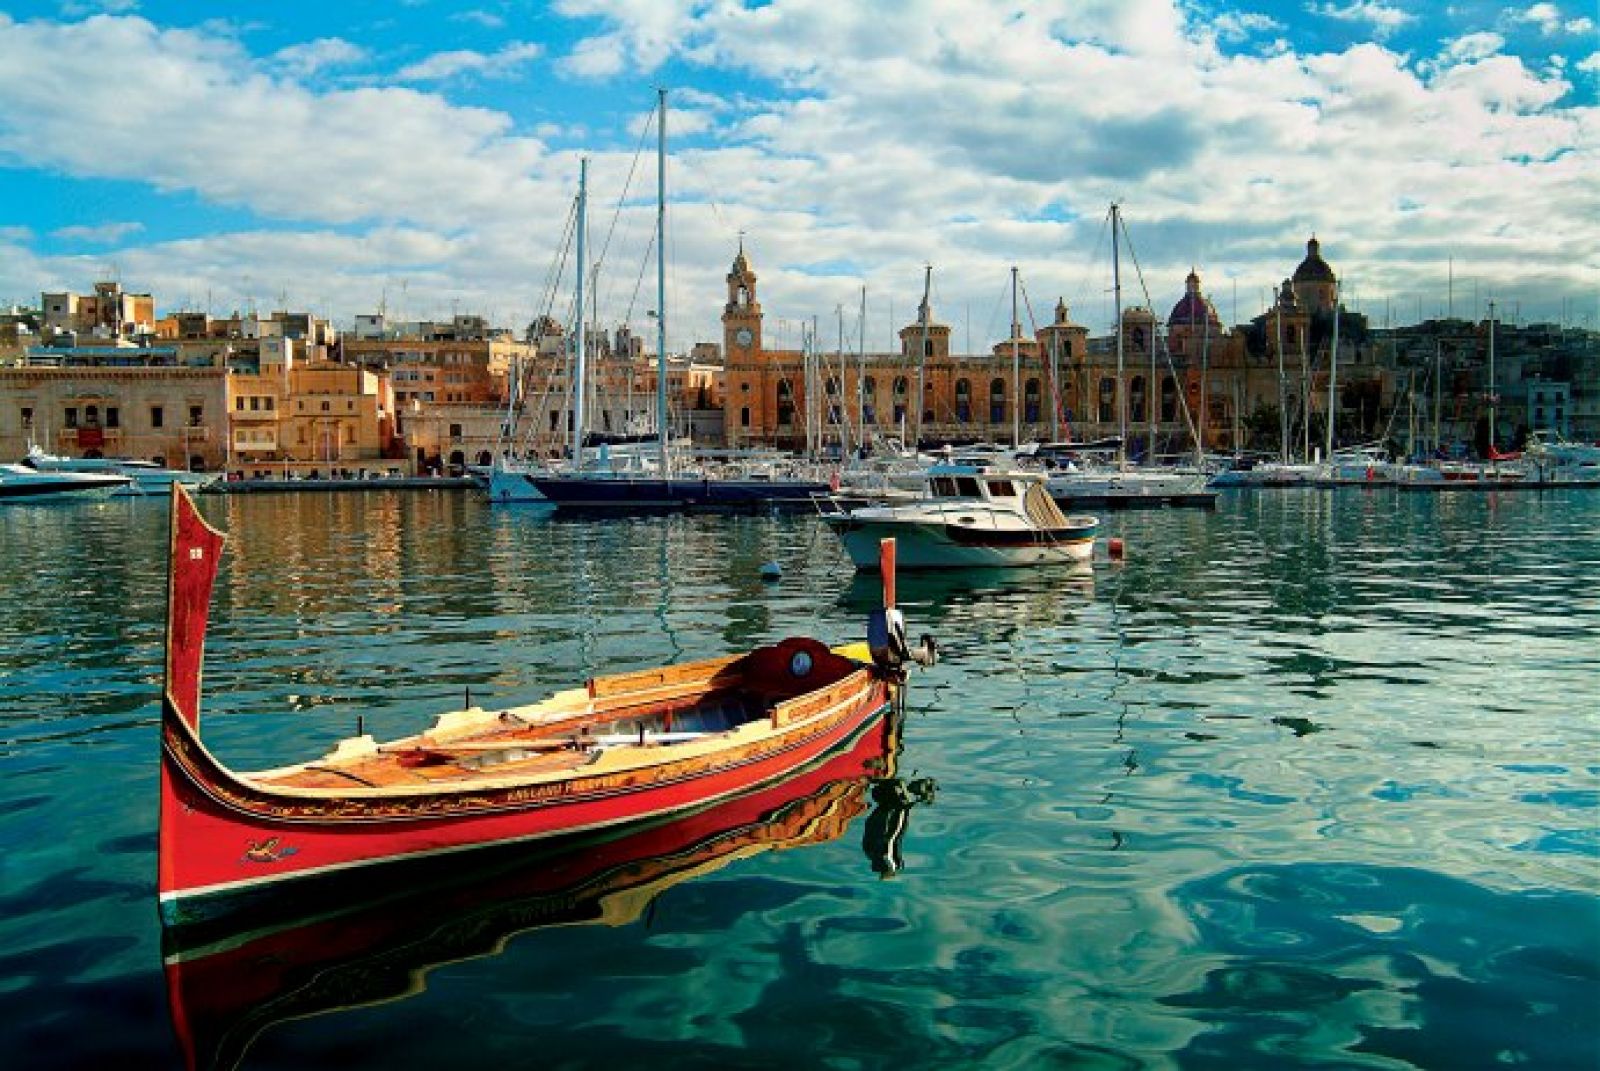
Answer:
[879,537,896,610]
[163,484,226,734]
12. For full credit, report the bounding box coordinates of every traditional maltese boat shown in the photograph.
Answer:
[158,486,934,928]
[163,705,932,1071]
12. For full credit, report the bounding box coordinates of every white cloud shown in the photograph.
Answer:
[52,221,145,243]
[1578,51,1600,74]
[1213,12,1284,44]
[395,41,543,82]
[273,38,368,77]
[1306,2,1417,37]
[1438,32,1507,64]
[451,10,507,30]
[1504,3,1596,36]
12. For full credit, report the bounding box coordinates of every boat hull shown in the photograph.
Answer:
[528,474,829,510]
[158,674,893,928]
[0,472,126,501]
[825,515,1097,569]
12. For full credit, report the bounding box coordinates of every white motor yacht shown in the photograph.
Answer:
[0,462,129,502]
[22,446,219,497]
[820,464,1099,570]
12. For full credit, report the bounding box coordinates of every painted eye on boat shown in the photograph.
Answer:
[789,650,813,677]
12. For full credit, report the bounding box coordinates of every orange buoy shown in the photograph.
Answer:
[1108,537,1126,560]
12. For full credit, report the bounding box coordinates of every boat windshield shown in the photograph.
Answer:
[929,475,984,499]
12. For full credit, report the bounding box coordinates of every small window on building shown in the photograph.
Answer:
[321,401,330,412]
[347,401,354,412]
[740,406,751,428]
[20,406,32,428]
[265,397,274,410]
[85,405,99,426]
[236,397,246,411]
[106,407,119,429]
[449,423,463,439]
[189,405,203,426]
[250,397,261,411]
[151,406,164,429]
[65,407,78,429]
[297,401,305,411]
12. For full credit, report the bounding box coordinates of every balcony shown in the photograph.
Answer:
[57,427,122,451]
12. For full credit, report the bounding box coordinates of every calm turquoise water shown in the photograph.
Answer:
[1,488,1596,1069]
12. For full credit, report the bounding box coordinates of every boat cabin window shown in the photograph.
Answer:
[984,479,1016,498]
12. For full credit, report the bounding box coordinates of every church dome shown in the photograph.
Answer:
[1167,269,1221,329]
[1292,237,1335,284]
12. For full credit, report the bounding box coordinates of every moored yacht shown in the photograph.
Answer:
[22,446,218,497]
[820,464,1099,570]
[0,462,129,502]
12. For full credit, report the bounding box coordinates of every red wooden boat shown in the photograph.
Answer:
[158,486,933,928]
[163,705,930,1071]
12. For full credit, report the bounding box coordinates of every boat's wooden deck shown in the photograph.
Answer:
[259,687,777,791]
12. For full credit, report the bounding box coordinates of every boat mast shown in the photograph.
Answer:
[1111,203,1126,468]
[915,265,931,450]
[1300,311,1311,463]
[1199,294,1210,462]
[1011,265,1020,449]
[1326,278,1340,461]
[837,303,847,456]
[655,87,669,476]
[1274,293,1287,465]
[1048,323,1061,442]
[573,157,589,472]
[1487,299,1497,454]
[1440,336,1452,448]
[858,284,867,454]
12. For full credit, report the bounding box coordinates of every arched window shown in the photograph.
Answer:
[1099,377,1116,423]
[826,377,842,425]
[476,451,492,466]
[955,378,971,423]
[863,376,877,424]
[740,406,750,428]
[776,381,795,426]
[1161,376,1178,422]
[989,377,1007,425]
[892,376,909,423]
[1024,378,1042,424]
[1130,375,1147,423]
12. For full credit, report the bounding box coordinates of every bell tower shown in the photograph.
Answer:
[722,240,763,360]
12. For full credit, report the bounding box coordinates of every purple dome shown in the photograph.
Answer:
[1167,270,1221,328]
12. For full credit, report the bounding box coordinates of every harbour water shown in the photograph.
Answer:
[1,489,1596,1069]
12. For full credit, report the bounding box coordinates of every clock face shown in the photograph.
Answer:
[735,327,753,347]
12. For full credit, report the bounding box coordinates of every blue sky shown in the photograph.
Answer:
[1,1,1596,348]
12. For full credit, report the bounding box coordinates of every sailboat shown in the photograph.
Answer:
[528,91,829,511]
[1044,204,1216,509]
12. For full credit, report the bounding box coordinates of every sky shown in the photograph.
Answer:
[1,0,1596,354]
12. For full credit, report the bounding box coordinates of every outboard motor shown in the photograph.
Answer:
[867,538,938,671]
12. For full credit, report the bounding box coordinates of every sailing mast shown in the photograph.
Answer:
[857,285,867,453]
[1011,265,1021,449]
[914,266,931,449]
[1326,278,1340,461]
[1274,291,1288,465]
[1487,299,1497,455]
[655,88,669,476]
[573,157,589,472]
[1111,203,1126,469]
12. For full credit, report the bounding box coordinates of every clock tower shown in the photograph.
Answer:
[722,241,763,359]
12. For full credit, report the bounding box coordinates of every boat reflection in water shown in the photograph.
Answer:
[162,704,932,1071]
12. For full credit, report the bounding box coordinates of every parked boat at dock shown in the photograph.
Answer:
[820,464,1098,570]
[21,445,219,497]
[0,461,129,502]
[157,487,934,929]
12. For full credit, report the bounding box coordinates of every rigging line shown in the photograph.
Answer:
[1119,216,1205,457]
[590,103,657,316]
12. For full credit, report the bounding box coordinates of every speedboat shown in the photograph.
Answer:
[22,445,218,497]
[0,462,129,502]
[820,464,1099,570]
